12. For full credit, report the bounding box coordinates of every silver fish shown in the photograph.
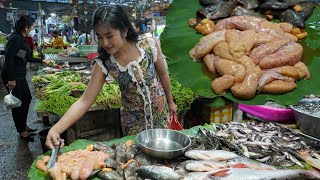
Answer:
[136,165,181,180]
[207,168,320,180]
[185,160,227,172]
[184,171,215,180]
[185,150,239,161]
[226,157,277,170]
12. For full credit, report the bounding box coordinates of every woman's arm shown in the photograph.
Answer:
[154,38,177,113]
[46,63,106,149]
[5,35,22,88]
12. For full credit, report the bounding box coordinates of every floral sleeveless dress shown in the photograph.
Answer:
[95,33,170,135]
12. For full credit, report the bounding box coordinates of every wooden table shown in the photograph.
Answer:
[37,107,122,145]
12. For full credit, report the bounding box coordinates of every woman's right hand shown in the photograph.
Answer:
[45,128,65,150]
[7,80,16,90]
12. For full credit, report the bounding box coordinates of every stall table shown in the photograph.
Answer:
[45,54,89,64]
[37,107,122,145]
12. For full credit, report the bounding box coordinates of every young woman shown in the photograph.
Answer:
[1,15,41,141]
[46,5,177,149]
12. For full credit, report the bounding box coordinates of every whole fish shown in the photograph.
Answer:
[185,150,239,161]
[136,165,181,180]
[197,1,238,20]
[184,171,216,180]
[236,0,259,9]
[207,168,320,180]
[226,157,277,170]
[97,170,122,180]
[185,160,227,172]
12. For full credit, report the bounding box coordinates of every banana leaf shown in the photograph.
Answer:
[161,0,320,106]
[27,126,211,179]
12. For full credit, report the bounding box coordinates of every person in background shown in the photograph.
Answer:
[1,15,44,141]
[139,10,156,35]
[46,5,177,149]
[90,29,98,45]
[75,31,89,47]
[46,30,64,48]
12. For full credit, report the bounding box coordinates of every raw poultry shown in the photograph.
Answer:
[36,147,109,180]
[189,16,310,99]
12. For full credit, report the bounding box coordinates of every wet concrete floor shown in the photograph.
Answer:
[0,67,51,180]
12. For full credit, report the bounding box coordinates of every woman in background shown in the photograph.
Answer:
[1,15,43,141]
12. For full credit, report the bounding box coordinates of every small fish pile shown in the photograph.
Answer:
[190,122,320,169]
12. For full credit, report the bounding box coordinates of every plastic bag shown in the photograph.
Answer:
[3,89,22,110]
[169,112,183,131]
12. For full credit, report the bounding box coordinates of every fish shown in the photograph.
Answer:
[184,171,216,180]
[226,157,277,170]
[135,165,181,180]
[280,9,306,28]
[115,143,126,164]
[197,1,238,20]
[231,6,264,18]
[206,168,320,180]
[296,1,316,20]
[200,0,226,6]
[260,0,306,10]
[123,160,139,179]
[104,157,118,169]
[125,143,139,161]
[236,0,259,9]
[185,160,228,172]
[185,150,239,161]
[93,142,115,158]
[97,170,122,180]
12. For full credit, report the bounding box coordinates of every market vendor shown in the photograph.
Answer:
[46,5,177,149]
[46,30,64,49]
[1,15,44,141]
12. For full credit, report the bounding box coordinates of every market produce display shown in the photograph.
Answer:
[29,122,320,180]
[32,70,196,115]
[161,0,320,105]
[190,15,310,99]
[33,70,121,115]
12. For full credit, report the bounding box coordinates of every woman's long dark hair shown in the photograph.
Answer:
[15,15,35,34]
[92,5,139,61]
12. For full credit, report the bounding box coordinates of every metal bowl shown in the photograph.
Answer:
[290,98,320,139]
[136,129,191,159]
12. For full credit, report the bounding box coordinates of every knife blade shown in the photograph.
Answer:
[47,139,61,170]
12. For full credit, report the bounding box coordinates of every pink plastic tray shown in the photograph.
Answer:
[238,104,294,122]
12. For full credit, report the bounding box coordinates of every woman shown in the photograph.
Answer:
[1,15,41,141]
[46,5,177,149]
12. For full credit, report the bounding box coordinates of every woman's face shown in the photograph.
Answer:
[95,23,126,55]
[26,23,36,34]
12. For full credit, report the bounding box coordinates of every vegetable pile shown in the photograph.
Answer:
[33,71,196,115]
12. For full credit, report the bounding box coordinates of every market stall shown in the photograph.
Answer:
[26,0,320,179]
[28,122,320,179]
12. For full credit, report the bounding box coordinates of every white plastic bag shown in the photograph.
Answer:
[3,89,22,110]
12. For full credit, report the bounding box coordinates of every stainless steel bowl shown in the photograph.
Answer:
[290,98,320,139]
[136,129,191,159]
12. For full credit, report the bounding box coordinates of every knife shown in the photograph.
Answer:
[47,139,61,170]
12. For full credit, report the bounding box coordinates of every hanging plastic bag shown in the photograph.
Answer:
[169,112,183,131]
[3,89,22,110]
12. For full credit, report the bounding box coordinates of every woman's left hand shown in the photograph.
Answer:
[168,102,177,114]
